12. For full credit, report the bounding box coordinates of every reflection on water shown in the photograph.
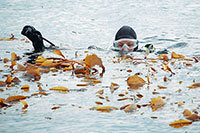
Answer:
[0,0,200,132]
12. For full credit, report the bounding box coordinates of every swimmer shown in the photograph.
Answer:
[112,25,168,54]
[89,25,167,54]
[21,25,57,53]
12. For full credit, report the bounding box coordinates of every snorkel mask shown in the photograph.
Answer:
[113,38,139,52]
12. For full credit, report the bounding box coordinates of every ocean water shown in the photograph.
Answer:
[0,0,200,132]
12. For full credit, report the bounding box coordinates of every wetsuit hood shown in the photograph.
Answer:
[115,26,137,41]
[21,25,45,52]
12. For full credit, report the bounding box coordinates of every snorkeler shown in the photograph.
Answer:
[112,25,155,53]
[88,25,161,54]
[21,25,57,53]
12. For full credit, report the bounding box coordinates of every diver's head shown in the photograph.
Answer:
[113,26,138,52]
[21,25,45,52]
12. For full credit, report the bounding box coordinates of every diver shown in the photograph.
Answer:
[88,25,168,55]
[21,25,58,63]
[21,25,57,53]
[111,25,168,54]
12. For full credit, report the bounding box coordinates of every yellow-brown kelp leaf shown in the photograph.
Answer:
[60,63,71,68]
[126,75,145,89]
[93,79,102,84]
[150,96,165,111]
[31,92,48,96]
[52,106,61,110]
[183,109,192,117]
[120,104,130,110]
[5,95,26,102]
[150,67,157,72]
[117,98,133,101]
[124,104,137,113]
[187,83,200,89]
[127,69,132,73]
[157,85,167,89]
[171,51,185,59]
[95,101,103,105]
[12,77,20,85]
[36,68,50,73]
[10,61,16,69]
[186,114,200,121]
[63,66,74,71]
[11,52,17,62]
[74,66,90,75]
[40,60,60,68]
[163,76,167,82]
[35,56,47,64]
[25,63,38,70]
[158,54,169,61]
[118,93,125,97]
[52,49,65,58]
[151,116,158,119]
[183,59,193,61]
[96,95,105,100]
[0,34,17,41]
[3,58,9,63]
[21,84,30,92]
[105,96,110,102]
[84,54,103,68]
[0,98,9,109]
[38,84,43,91]
[96,89,104,95]
[17,64,26,71]
[183,62,192,67]
[5,75,13,84]
[90,106,118,112]
[169,119,192,128]
[25,69,41,81]
[76,83,90,86]
[110,82,119,93]
[192,83,200,88]
[193,57,199,63]
[162,63,174,74]
[136,93,143,98]
[20,100,28,109]
[50,86,69,91]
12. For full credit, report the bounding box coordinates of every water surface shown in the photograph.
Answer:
[0,0,200,132]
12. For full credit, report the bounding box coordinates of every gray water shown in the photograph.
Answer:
[0,0,200,132]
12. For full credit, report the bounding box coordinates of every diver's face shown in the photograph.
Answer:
[113,39,138,52]
[118,41,135,52]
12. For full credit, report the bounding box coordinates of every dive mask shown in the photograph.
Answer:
[113,38,139,51]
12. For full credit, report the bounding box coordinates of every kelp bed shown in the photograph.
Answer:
[0,35,200,130]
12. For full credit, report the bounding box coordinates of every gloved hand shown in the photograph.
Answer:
[143,44,155,53]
